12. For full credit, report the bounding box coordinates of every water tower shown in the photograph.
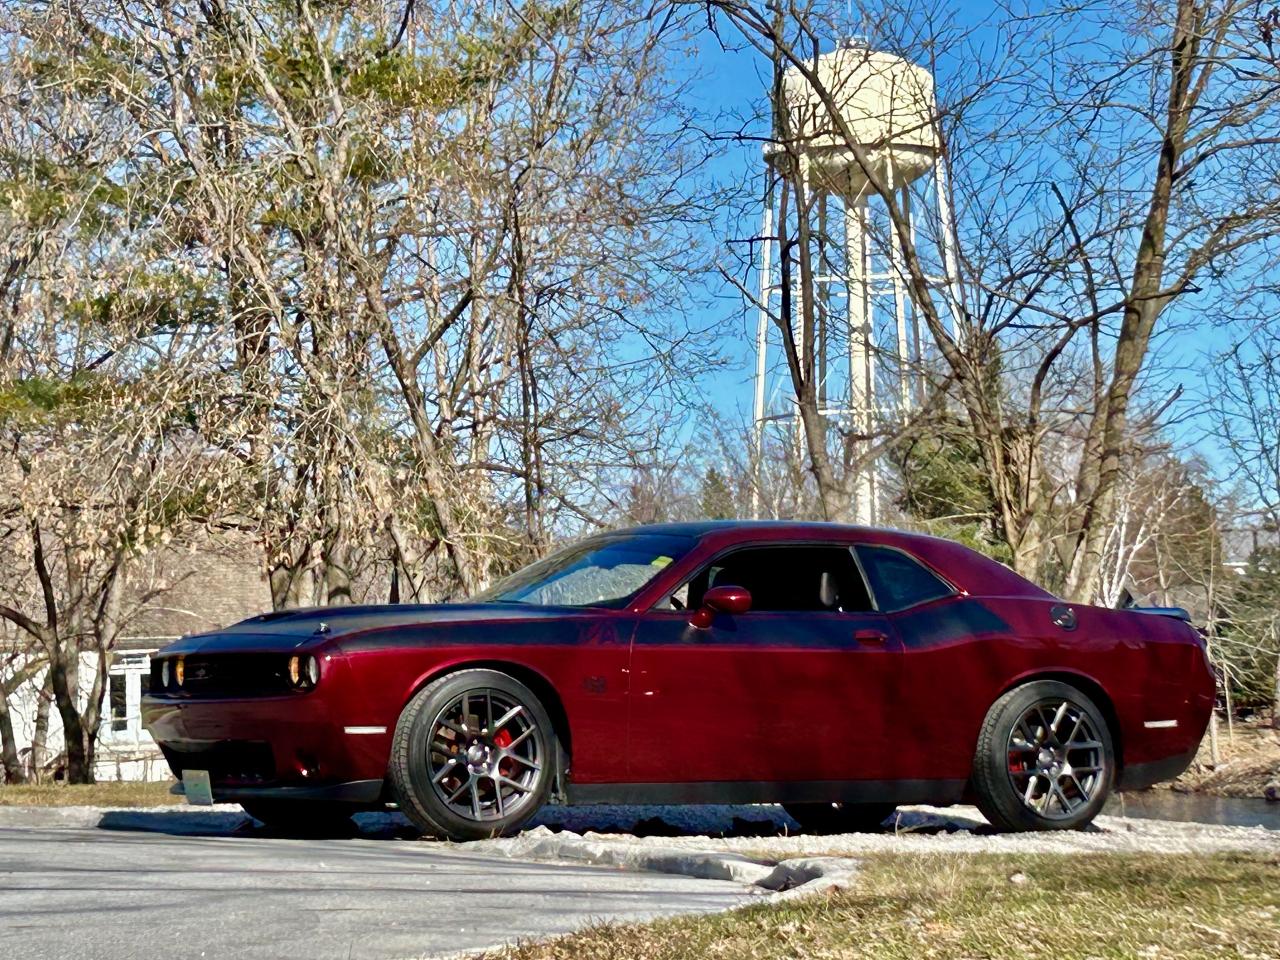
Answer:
[751,39,961,523]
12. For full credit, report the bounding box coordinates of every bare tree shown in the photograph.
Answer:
[0,3,243,780]
[5,0,720,621]
[696,0,1280,602]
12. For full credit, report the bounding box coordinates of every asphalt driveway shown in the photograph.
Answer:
[0,813,753,960]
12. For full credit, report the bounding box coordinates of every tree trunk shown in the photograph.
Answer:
[322,512,353,606]
[77,563,126,786]
[0,690,25,784]
[1063,0,1201,602]
[48,645,90,783]
[31,676,50,782]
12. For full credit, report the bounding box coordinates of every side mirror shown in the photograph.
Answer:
[689,585,752,629]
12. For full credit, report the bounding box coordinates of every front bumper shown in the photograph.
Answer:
[142,688,392,801]
[169,778,385,805]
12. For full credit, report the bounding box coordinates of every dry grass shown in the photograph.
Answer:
[489,853,1280,960]
[1174,720,1280,799]
[0,779,178,807]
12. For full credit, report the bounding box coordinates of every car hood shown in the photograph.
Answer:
[157,603,600,655]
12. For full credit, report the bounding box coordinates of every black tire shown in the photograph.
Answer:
[782,802,897,834]
[241,800,356,836]
[972,679,1115,832]
[389,668,557,841]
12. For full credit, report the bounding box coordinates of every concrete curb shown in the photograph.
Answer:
[462,826,862,898]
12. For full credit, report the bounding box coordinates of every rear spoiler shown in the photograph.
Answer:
[1129,605,1192,623]
[1116,588,1193,623]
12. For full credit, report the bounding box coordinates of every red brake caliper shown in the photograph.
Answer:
[494,728,513,776]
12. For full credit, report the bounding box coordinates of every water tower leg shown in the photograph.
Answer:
[817,194,829,410]
[933,153,964,341]
[884,156,911,412]
[845,193,875,527]
[792,162,809,461]
[902,184,924,407]
[752,193,774,520]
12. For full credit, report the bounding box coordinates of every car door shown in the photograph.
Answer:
[851,542,973,782]
[625,543,903,786]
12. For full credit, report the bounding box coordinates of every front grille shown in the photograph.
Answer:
[160,740,275,784]
[151,653,296,698]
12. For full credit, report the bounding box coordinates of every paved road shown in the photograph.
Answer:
[0,815,753,960]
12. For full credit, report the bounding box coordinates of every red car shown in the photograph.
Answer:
[142,522,1215,839]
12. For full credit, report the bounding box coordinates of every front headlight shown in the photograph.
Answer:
[287,654,319,691]
[160,659,170,688]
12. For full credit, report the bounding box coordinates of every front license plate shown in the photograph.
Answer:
[183,769,214,806]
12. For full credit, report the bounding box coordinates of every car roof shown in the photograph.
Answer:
[606,519,932,545]
[607,520,1056,602]
[605,519,867,535]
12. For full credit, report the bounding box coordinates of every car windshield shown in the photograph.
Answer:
[472,534,694,608]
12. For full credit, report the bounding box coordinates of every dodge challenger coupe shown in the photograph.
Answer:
[142,521,1214,840]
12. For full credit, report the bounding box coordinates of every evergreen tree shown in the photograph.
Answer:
[698,467,735,520]
[1219,547,1280,715]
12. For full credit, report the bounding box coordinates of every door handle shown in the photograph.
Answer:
[853,629,889,646]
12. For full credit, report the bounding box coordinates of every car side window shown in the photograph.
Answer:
[665,581,691,611]
[855,545,953,612]
[680,545,873,613]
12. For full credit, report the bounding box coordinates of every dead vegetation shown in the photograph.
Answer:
[488,853,1280,960]
[0,779,176,807]
[1173,721,1280,800]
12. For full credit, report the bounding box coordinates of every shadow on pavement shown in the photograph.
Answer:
[92,802,1008,840]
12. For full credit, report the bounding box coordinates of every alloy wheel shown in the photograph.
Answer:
[427,688,543,822]
[1005,698,1108,820]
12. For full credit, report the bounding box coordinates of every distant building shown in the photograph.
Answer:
[2,537,271,782]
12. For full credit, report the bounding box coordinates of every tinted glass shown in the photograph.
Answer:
[855,545,953,612]
[682,545,873,613]
[472,534,693,608]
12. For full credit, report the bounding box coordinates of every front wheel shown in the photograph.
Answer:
[782,802,897,834]
[389,669,557,841]
[972,680,1115,832]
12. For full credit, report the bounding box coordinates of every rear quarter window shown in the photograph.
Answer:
[855,544,954,612]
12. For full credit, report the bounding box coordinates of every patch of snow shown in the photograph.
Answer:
[468,803,1280,860]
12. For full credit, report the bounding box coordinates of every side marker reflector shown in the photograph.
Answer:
[1143,719,1178,729]
[344,726,388,735]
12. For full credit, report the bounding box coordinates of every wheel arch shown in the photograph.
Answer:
[996,669,1124,772]
[403,659,573,761]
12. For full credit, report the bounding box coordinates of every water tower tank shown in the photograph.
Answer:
[775,39,938,197]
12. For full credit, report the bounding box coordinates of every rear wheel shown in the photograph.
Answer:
[389,669,556,841]
[241,800,356,835]
[972,680,1115,832]
[782,802,897,834]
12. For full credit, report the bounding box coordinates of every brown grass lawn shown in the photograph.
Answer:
[489,853,1280,960]
[1173,719,1280,799]
[0,779,178,807]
